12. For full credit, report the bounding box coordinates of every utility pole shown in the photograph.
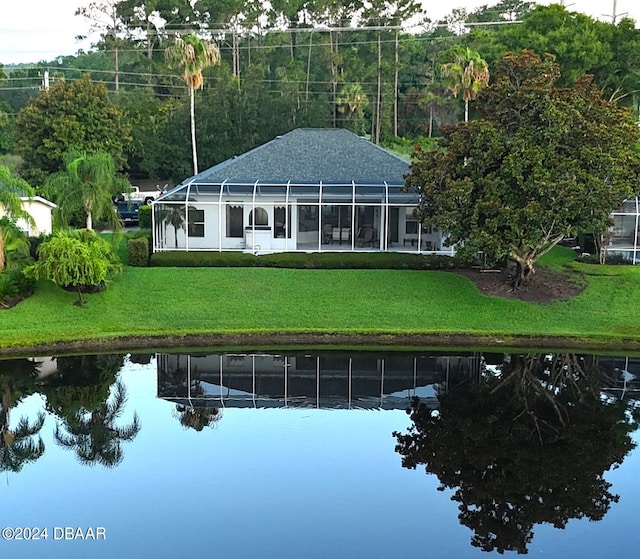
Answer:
[603,0,627,24]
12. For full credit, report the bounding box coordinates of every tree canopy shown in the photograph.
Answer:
[406,51,640,285]
[14,75,131,185]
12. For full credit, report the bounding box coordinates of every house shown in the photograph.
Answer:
[0,196,56,236]
[152,128,450,254]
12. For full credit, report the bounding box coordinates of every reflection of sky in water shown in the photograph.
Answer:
[0,357,639,558]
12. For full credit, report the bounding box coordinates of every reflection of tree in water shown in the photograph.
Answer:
[0,359,45,474]
[175,405,222,432]
[42,354,124,418]
[41,354,140,469]
[394,353,638,554]
[54,380,140,468]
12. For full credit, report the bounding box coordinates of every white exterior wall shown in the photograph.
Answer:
[8,197,56,235]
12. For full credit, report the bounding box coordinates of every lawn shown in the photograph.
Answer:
[1,247,640,352]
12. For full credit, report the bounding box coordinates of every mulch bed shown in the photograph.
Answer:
[454,266,585,303]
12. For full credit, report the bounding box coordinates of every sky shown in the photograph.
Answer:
[0,1,638,65]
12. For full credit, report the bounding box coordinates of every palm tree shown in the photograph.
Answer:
[54,380,140,468]
[165,34,221,176]
[48,151,128,231]
[0,166,34,272]
[336,84,369,135]
[440,46,490,122]
[155,203,186,248]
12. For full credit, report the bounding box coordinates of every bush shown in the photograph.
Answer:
[150,250,462,270]
[29,234,51,260]
[25,229,123,305]
[128,237,150,267]
[0,274,18,305]
[0,270,34,307]
[151,251,258,267]
[138,205,152,229]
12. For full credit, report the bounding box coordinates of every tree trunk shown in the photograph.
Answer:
[513,258,535,289]
[190,86,198,176]
[75,285,85,306]
[393,30,399,137]
[330,31,338,128]
[86,211,93,231]
[375,32,382,144]
[114,42,119,92]
[305,33,313,102]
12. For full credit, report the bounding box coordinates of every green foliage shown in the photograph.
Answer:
[0,274,18,304]
[127,237,149,267]
[138,205,151,229]
[0,217,32,272]
[0,269,36,306]
[41,354,123,420]
[14,75,132,184]
[24,229,122,305]
[47,151,128,231]
[150,250,460,270]
[406,51,640,286]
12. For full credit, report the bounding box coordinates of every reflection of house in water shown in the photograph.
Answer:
[157,352,485,410]
[597,356,640,399]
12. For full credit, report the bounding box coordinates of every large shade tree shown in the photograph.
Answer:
[165,34,221,176]
[14,75,131,185]
[406,51,640,286]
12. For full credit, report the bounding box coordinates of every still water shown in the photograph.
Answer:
[1,350,639,558]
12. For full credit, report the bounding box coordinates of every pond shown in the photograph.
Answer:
[1,349,639,558]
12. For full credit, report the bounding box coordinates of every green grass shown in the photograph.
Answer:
[2,246,640,351]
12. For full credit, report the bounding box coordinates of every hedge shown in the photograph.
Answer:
[150,250,461,270]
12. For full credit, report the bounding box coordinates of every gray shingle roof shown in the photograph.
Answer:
[192,128,409,185]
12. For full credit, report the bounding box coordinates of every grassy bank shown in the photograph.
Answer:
[1,247,640,353]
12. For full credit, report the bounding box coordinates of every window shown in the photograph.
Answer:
[188,209,205,237]
[405,219,418,235]
[226,205,243,237]
[249,207,268,226]
[274,206,291,238]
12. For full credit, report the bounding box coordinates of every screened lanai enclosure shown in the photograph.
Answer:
[607,198,640,263]
[152,129,450,255]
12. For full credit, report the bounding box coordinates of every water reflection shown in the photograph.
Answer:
[0,349,639,558]
[157,351,484,411]
[394,353,640,554]
[0,358,45,474]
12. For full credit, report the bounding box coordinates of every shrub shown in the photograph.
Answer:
[25,229,123,306]
[9,269,36,296]
[138,205,152,229]
[128,237,150,267]
[0,274,18,305]
[151,251,258,267]
[150,250,461,270]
